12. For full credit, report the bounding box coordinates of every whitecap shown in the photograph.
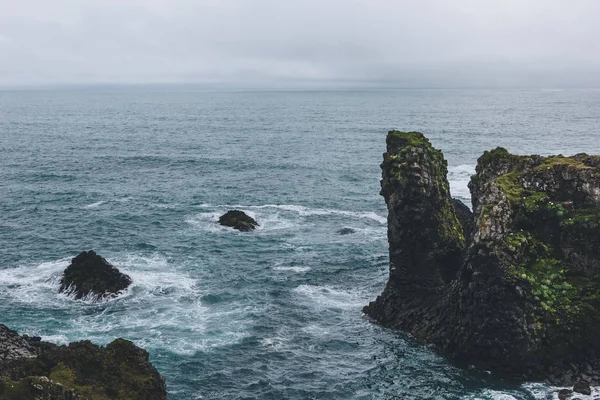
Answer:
[0,258,70,307]
[40,334,70,345]
[273,266,312,273]
[292,284,365,310]
[192,203,387,227]
[83,201,105,209]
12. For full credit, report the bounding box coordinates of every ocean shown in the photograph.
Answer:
[1,87,599,399]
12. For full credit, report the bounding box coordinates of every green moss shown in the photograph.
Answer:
[386,131,465,247]
[505,232,578,320]
[560,210,600,227]
[386,130,430,148]
[0,377,34,399]
[480,147,511,164]
[495,172,523,203]
[49,363,110,400]
[536,155,593,170]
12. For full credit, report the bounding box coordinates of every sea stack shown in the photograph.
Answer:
[218,210,259,232]
[365,130,600,384]
[59,250,132,301]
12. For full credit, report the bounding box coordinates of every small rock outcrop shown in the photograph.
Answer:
[0,324,167,399]
[59,251,132,301]
[218,210,259,232]
[337,227,356,235]
[365,131,600,385]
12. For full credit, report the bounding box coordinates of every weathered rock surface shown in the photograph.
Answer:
[0,324,167,399]
[573,381,592,395]
[59,251,132,301]
[218,210,259,232]
[365,131,600,384]
[452,198,474,242]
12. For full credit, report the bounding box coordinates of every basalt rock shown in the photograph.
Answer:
[0,324,167,399]
[452,198,474,242]
[59,251,132,301]
[218,210,259,232]
[364,131,600,384]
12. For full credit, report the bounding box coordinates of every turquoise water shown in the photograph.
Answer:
[1,88,599,399]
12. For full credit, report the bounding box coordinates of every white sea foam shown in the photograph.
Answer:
[521,382,599,400]
[448,164,475,204]
[483,392,519,400]
[83,201,105,209]
[188,204,386,234]
[292,284,365,310]
[0,258,70,307]
[273,266,312,273]
[0,253,253,355]
[250,204,387,224]
[40,334,70,345]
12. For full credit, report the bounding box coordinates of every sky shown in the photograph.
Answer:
[0,0,599,88]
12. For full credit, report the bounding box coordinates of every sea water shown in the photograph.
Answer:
[1,87,599,399]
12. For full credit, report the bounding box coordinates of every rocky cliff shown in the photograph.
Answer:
[365,131,600,385]
[0,324,167,399]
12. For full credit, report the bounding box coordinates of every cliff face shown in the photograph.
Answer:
[365,131,600,384]
[0,324,167,400]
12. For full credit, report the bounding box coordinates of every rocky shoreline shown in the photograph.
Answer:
[1,252,167,399]
[365,131,600,387]
[0,324,167,399]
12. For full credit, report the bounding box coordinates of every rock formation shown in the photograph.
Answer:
[365,131,600,385]
[218,210,259,232]
[0,324,167,399]
[59,251,132,301]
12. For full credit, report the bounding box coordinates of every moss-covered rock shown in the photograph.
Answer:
[364,131,467,333]
[0,324,167,400]
[365,131,600,385]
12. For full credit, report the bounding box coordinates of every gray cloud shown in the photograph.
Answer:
[0,0,599,87]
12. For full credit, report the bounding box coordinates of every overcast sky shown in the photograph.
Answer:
[0,0,599,88]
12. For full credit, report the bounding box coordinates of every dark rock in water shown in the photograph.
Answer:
[59,250,132,301]
[337,227,356,235]
[573,381,591,395]
[558,389,573,400]
[0,324,167,399]
[452,198,474,242]
[364,131,600,385]
[218,210,259,232]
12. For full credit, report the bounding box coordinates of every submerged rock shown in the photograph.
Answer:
[558,389,573,400]
[337,227,356,235]
[59,250,132,301]
[218,210,259,232]
[0,324,167,399]
[365,131,600,384]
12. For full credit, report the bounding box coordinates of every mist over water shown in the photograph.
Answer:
[1,88,600,399]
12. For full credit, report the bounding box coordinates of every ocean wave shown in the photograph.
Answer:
[83,200,106,209]
[273,266,312,273]
[0,253,255,356]
[188,204,386,234]
[0,258,70,307]
[292,284,366,311]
